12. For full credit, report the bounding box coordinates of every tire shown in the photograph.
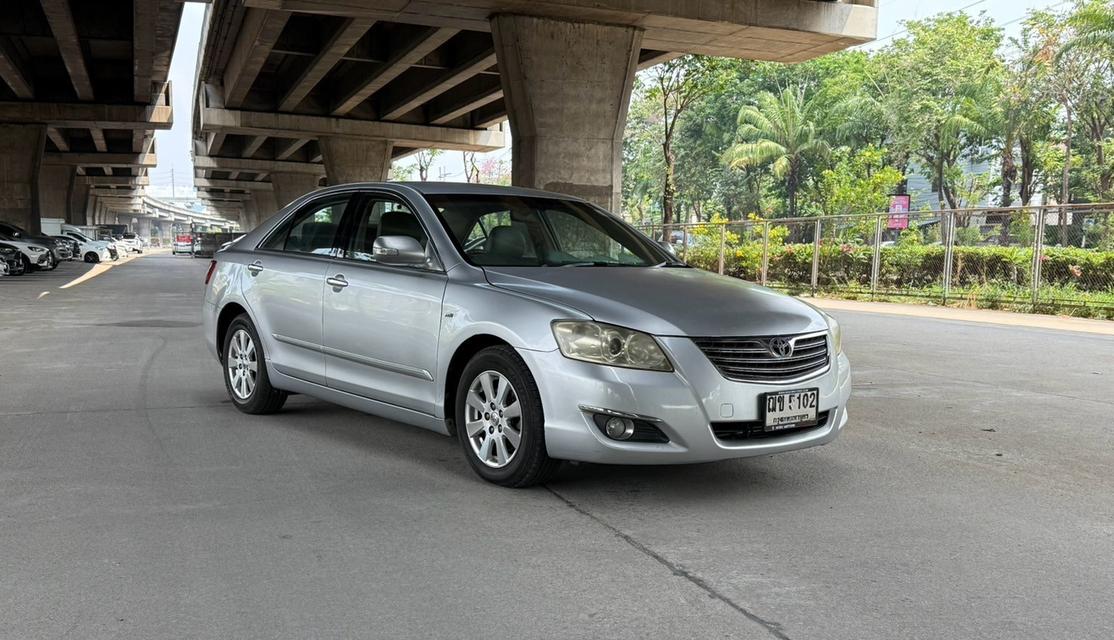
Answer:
[84,251,99,263]
[455,346,559,487]
[21,255,32,272]
[222,314,287,415]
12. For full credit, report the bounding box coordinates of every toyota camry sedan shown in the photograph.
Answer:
[203,183,851,487]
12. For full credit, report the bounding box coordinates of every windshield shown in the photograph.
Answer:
[68,231,93,242]
[425,194,671,267]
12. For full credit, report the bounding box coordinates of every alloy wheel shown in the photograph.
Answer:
[227,328,258,400]
[465,370,523,468]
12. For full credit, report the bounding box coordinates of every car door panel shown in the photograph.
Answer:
[322,194,447,415]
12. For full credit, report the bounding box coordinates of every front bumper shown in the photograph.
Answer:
[518,337,851,465]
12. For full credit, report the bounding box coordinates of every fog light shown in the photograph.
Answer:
[604,416,635,440]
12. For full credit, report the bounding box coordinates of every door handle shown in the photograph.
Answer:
[246,260,263,276]
[326,274,349,290]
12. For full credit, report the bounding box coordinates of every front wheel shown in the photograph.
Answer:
[84,251,100,263]
[455,346,558,487]
[223,315,287,414]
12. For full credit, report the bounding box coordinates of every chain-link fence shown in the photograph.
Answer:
[636,204,1114,319]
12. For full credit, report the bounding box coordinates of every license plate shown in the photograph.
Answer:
[762,388,819,431]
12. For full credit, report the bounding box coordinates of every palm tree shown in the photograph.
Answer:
[1059,0,1114,58]
[721,89,830,218]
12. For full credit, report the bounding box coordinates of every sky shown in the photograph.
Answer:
[146,0,1070,195]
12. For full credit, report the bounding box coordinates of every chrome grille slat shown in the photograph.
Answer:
[692,331,830,384]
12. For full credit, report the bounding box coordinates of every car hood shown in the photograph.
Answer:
[482,266,828,337]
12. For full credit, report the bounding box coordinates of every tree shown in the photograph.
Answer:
[643,56,728,233]
[879,13,1002,212]
[462,151,480,183]
[722,88,832,218]
[814,146,904,217]
[415,149,442,181]
[1060,0,1114,57]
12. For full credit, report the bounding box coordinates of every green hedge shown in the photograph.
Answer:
[682,240,1114,293]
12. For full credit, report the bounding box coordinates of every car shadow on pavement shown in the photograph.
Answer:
[251,396,848,500]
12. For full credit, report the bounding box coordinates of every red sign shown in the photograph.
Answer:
[888,194,911,230]
[175,234,192,243]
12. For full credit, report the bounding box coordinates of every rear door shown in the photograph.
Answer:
[322,193,447,415]
[242,194,352,386]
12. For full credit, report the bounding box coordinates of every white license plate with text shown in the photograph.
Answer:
[763,389,819,431]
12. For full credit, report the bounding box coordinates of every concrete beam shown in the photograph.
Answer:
[332,27,458,116]
[90,129,108,153]
[0,102,172,130]
[83,176,151,187]
[275,137,311,160]
[242,135,267,158]
[39,0,94,100]
[200,107,503,151]
[224,8,290,109]
[429,85,503,126]
[0,38,33,99]
[206,131,227,156]
[382,49,497,121]
[195,178,273,191]
[194,155,324,175]
[46,128,69,152]
[44,152,158,168]
[278,17,375,112]
[133,0,157,102]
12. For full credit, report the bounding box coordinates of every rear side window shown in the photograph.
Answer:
[260,196,348,255]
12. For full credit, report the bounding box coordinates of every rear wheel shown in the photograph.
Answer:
[455,346,558,487]
[223,315,287,414]
[84,251,100,263]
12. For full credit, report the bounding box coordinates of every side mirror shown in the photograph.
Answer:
[373,235,428,266]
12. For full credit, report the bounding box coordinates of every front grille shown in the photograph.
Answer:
[712,411,831,442]
[692,331,830,383]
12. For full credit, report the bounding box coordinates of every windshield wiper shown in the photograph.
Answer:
[555,261,613,267]
[652,260,689,268]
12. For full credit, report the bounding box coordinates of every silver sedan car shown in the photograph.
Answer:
[203,183,851,487]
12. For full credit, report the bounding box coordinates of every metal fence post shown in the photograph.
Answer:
[760,221,770,286]
[811,219,821,294]
[942,210,955,305]
[871,214,883,299]
[680,225,688,261]
[717,223,725,275]
[1032,206,1047,305]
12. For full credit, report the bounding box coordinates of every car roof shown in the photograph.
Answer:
[321,181,590,203]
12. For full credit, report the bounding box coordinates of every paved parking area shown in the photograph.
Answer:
[1,254,1111,639]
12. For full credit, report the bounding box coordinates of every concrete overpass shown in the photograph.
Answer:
[192,0,877,228]
[0,0,190,233]
[89,190,240,239]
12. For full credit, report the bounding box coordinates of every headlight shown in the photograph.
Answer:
[28,247,45,252]
[552,321,672,371]
[824,313,843,354]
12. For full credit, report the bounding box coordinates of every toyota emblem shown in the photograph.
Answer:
[768,337,794,358]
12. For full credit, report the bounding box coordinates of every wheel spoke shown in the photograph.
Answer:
[503,426,521,449]
[494,375,511,406]
[502,401,520,420]
[495,436,511,465]
[246,360,258,373]
[466,391,486,416]
[465,418,486,437]
[479,372,495,403]
[245,340,255,360]
[477,434,494,462]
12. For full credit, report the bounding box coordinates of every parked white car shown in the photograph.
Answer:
[0,234,54,271]
[61,228,116,263]
[113,236,144,254]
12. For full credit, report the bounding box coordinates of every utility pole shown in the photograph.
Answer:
[171,165,177,199]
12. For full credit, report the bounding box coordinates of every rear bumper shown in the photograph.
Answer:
[518,340,851,465]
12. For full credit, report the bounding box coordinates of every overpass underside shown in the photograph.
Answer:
[0,0,193,233]
[193,0,877,229]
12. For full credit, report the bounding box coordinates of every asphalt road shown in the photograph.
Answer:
[1,254,1112,639]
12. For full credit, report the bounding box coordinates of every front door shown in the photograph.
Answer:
[242,194,351,385]
[322,194,447,415]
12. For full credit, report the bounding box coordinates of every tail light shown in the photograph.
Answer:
[204,259,218,285]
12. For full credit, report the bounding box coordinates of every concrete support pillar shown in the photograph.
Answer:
[491,15,642,212]
[38,165,72,225]
[321,137,392,184]
[68,176,90,225]
[250,190,279,227]
[269,172,319,210]
[0,124,46,232]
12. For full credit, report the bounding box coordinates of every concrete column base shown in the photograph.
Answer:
[321,137,393,185]
[250,190,279,228]
[0,124,46,232]
[38,165,73,226]
[492,15,642,212]
[270,172,319,210]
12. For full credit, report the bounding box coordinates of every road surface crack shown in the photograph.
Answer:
[544,485,792,640]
